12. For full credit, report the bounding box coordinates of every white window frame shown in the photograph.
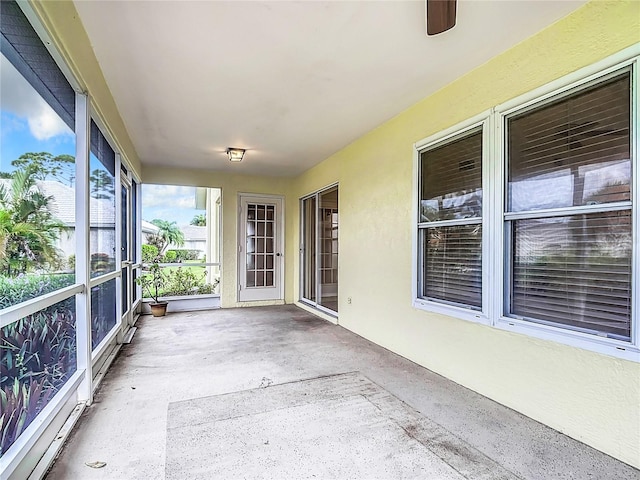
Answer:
[494,46,640,361]
[413,112,492,325]
[412,44,640,362]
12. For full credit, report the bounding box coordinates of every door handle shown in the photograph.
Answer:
[275,253,282,257]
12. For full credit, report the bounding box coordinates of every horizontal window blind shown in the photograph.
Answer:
[511,211,631,339]
[422,223,482,309]
[507,71,631,212]
[420,129,482,221]
[419,126,484,310]
[506,68,633,341]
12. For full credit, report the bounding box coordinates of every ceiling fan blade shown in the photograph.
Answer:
[427,0,457,36]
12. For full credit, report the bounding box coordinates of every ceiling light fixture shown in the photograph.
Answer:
[226,147,245,162]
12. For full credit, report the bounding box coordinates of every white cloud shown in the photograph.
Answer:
[142,184,197,208]
[0,54,72,140]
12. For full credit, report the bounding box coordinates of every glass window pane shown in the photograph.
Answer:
[121,184,128,260]
[91,278,117,350]
[319,187,339,313]
[89,120,116,278]
[420,129,483,222]
[301,196,316,302]
[0,53,76,299]
[510,210,631,339]
[422,224,482,309]
[121,267,128,314]
[507,72,631,212]
[133,267,140,302]
[1,297,77,454]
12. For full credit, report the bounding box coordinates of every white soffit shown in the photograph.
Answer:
[73,0,587,177]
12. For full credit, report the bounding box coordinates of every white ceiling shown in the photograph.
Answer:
[74,0,587,177]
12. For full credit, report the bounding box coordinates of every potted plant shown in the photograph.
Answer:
[136,260,169,316]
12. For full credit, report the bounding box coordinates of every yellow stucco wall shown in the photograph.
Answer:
[289,1,640,467]
[31,0,640,468]
[142,166,293,308]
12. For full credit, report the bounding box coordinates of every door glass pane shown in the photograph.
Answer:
[121,184,129,261]
[318,187,338,312]
[246,203,276,288]
[302,196,317,302]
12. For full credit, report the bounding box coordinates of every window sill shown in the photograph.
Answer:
[413,298,489,325]
[495,316,640,362]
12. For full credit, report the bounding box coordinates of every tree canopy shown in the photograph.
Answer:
[10,152,75,186]
[0,165,64,276]
[190,213,206,226]
[148,219,184,255]
[90,169,115,200]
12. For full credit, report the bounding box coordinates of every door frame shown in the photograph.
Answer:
[299,183,339,316]
[237,193,285,302]
[119,172,133,326]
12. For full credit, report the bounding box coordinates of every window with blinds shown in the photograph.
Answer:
[505,70,632,340]
[418,128,483,309]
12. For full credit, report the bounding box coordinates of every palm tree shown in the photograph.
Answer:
[149,219,184,255]
[190,213,206,226]
[0,167,64,276]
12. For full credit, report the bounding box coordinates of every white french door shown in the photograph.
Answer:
[238,194,284,302]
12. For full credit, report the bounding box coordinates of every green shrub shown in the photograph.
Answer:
[142,244,159,263]
[163,267,218,296]
[1,301,76,454]
[175,249,201,262]
[163,249,201,263]
[0,274,75,310]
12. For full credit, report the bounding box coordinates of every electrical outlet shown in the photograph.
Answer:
[347,297,352,305]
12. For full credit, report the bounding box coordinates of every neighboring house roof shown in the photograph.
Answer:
[142,220,159,235]
[180,225,206,241]
[0,179,116,227]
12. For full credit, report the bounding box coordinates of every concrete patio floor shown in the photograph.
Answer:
[46,306,637,479]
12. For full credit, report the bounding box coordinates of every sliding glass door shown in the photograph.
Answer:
[301,185,338,314]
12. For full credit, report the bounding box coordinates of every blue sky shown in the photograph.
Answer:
[0,111,75,172]
[142,184,204,227]
[1,53,76,175]
[1,52,202,226]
